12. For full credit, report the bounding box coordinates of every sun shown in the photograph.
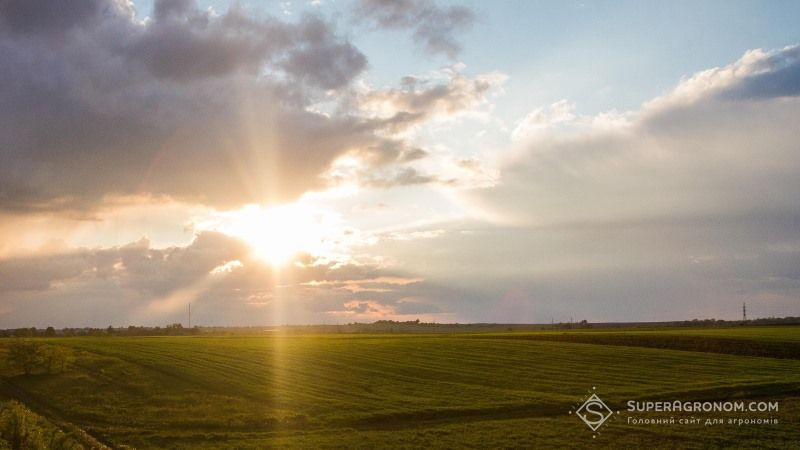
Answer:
[196,203,340,266]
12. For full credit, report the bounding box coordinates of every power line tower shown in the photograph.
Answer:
[742,302,747,321]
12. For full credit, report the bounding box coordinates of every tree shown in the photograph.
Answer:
[44,327,55,337]
[41,347,74,374]
[5,342,74,375]
[6,341,44,376]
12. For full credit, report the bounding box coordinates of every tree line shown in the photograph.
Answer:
[0,324,200,338]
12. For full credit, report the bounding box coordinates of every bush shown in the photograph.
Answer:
[41,347,75,374]
[5,341,74,376]
[0,401,45,449]
[6,341,43,376]
[0,400,82,450]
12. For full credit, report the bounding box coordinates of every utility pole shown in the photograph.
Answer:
[743,302,746,321]
[188,302,192,328]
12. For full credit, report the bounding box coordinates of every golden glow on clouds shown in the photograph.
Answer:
[301,276,424,293]
[210,260,243,274]
[195,203,354,266]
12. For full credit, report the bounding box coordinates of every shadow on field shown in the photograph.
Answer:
[478,334,800,359]
[337,402,564,431]
[333,381,800,431]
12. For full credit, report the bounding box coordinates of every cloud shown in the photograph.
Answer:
[346,140,428,167]
[0,252,88,292]
[295,44,800,324]
[279,17,368,90]
[0,231,448,327]
[0,0,376,213]
[406,45,800,321]
[0,1,492,214]
[3,10,798,327]
[0,231,249,294]
[0,0,502,212]
[383,229,445,241]
[358,66,506,132]
[339,299,395,316]
[354,0,475,58]
[646,45,800,109]
[394,297,442,314]
[471,45,800,227]
[316,65,505,190]
[361,167,438,188]
[0,0,122,36]
[369,211,800,323]
[326,297,444,321]
[511,100,578,141]
[301,276,423,293]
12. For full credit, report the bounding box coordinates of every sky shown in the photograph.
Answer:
[1,0,799,327]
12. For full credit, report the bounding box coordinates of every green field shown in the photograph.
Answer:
[1,326,799,448]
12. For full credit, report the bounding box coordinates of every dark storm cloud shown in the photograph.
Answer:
[0,0,114,35]
[354,0,475,58]
[0,0,375,213]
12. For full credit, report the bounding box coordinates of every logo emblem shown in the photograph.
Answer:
[575,393,613,431]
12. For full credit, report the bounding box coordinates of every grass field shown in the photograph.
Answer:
[1,326,799,448]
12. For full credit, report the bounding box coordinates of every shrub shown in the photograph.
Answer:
[6,341,43,376]
[0,400,84,449]
[5,341,74,376]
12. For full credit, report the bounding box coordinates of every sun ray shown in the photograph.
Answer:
[194,203,353,267]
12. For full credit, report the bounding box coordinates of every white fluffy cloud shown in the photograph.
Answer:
[391,45,800,321]
[473,45,800,227]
